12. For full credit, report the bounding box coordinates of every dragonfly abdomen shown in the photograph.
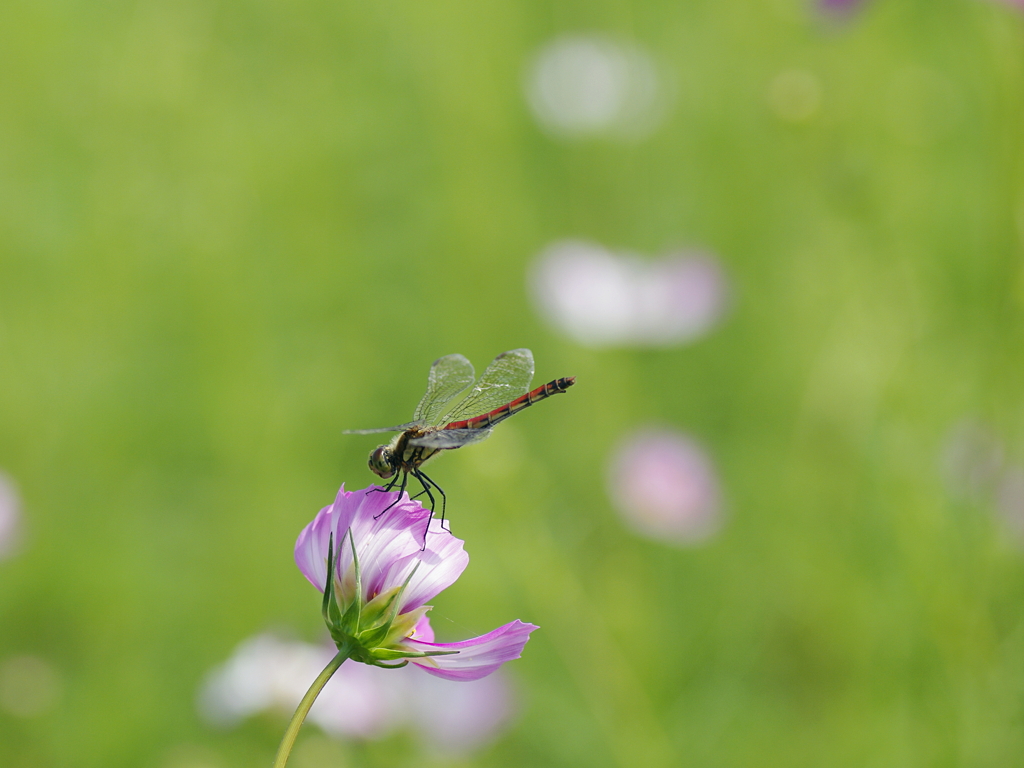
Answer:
[445,377,576,432]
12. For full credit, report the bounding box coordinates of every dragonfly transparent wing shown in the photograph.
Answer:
[440,348,534,423]
[408,427,494,449]
[413,353,477,425]
[343,421,421,435]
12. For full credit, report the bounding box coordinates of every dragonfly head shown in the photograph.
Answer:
[368,445,396,479]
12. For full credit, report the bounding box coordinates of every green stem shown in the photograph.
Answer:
[272,649,349,768]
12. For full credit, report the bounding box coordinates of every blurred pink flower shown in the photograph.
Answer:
[608,428,723,545]
[198,633,516,752]
[406,667,515,756]
[294,484,538,680]
[819,0,868,15]
[0,473,21,560]
[530,240,729,348]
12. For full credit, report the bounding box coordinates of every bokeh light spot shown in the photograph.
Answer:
[525,35,666,140]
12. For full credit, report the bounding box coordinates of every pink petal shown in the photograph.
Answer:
[409,614,434,643]
[295,486,470,606]
[408,621,539,682]
[294,485,429,594]
[394,520,470,612]
[347,492,432,597]
[294,502,339,591]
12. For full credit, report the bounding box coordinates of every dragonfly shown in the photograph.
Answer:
[344,348,575,533]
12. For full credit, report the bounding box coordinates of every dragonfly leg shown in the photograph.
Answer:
[416,470,448,533]
[410,469,440,549]
[367,472,401,496]
[373,471,408,520]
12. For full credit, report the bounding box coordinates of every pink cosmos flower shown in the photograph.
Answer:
[294,484,537,681]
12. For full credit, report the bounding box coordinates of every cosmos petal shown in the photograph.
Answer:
[393,521,470,612]
[294,502,340,591]
[409,614,435,644]
[408,621,539,682]
[294,485,431,594]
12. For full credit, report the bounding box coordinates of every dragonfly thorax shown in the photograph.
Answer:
[368,445,396,479]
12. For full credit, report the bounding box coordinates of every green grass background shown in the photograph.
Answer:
[3,0,1024,766]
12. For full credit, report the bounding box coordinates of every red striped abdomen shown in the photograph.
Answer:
[443,377,576,432]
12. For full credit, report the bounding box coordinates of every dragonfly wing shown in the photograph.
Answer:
[440,348,534,422]
[408,428,494,449]
[413,354,476,425]
[343,421,421,435]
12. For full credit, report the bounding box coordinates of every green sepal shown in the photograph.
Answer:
[338,527,362,632]
[327,627,360,651]
[368,647,460,661]
[358,587,403,634]
[320,534,335,627]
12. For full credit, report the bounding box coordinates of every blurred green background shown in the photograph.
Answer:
[3,0,1024,766]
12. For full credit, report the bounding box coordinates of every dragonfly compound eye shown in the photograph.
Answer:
[368,446,395,478]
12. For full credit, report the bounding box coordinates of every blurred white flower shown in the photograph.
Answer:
[198,634,327,727]
[198,633,515,753]
[0,472,21,560]
[198,634,399,738]
[530,240,729,348]
[525,35,667,140]
[607,427,723,545]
